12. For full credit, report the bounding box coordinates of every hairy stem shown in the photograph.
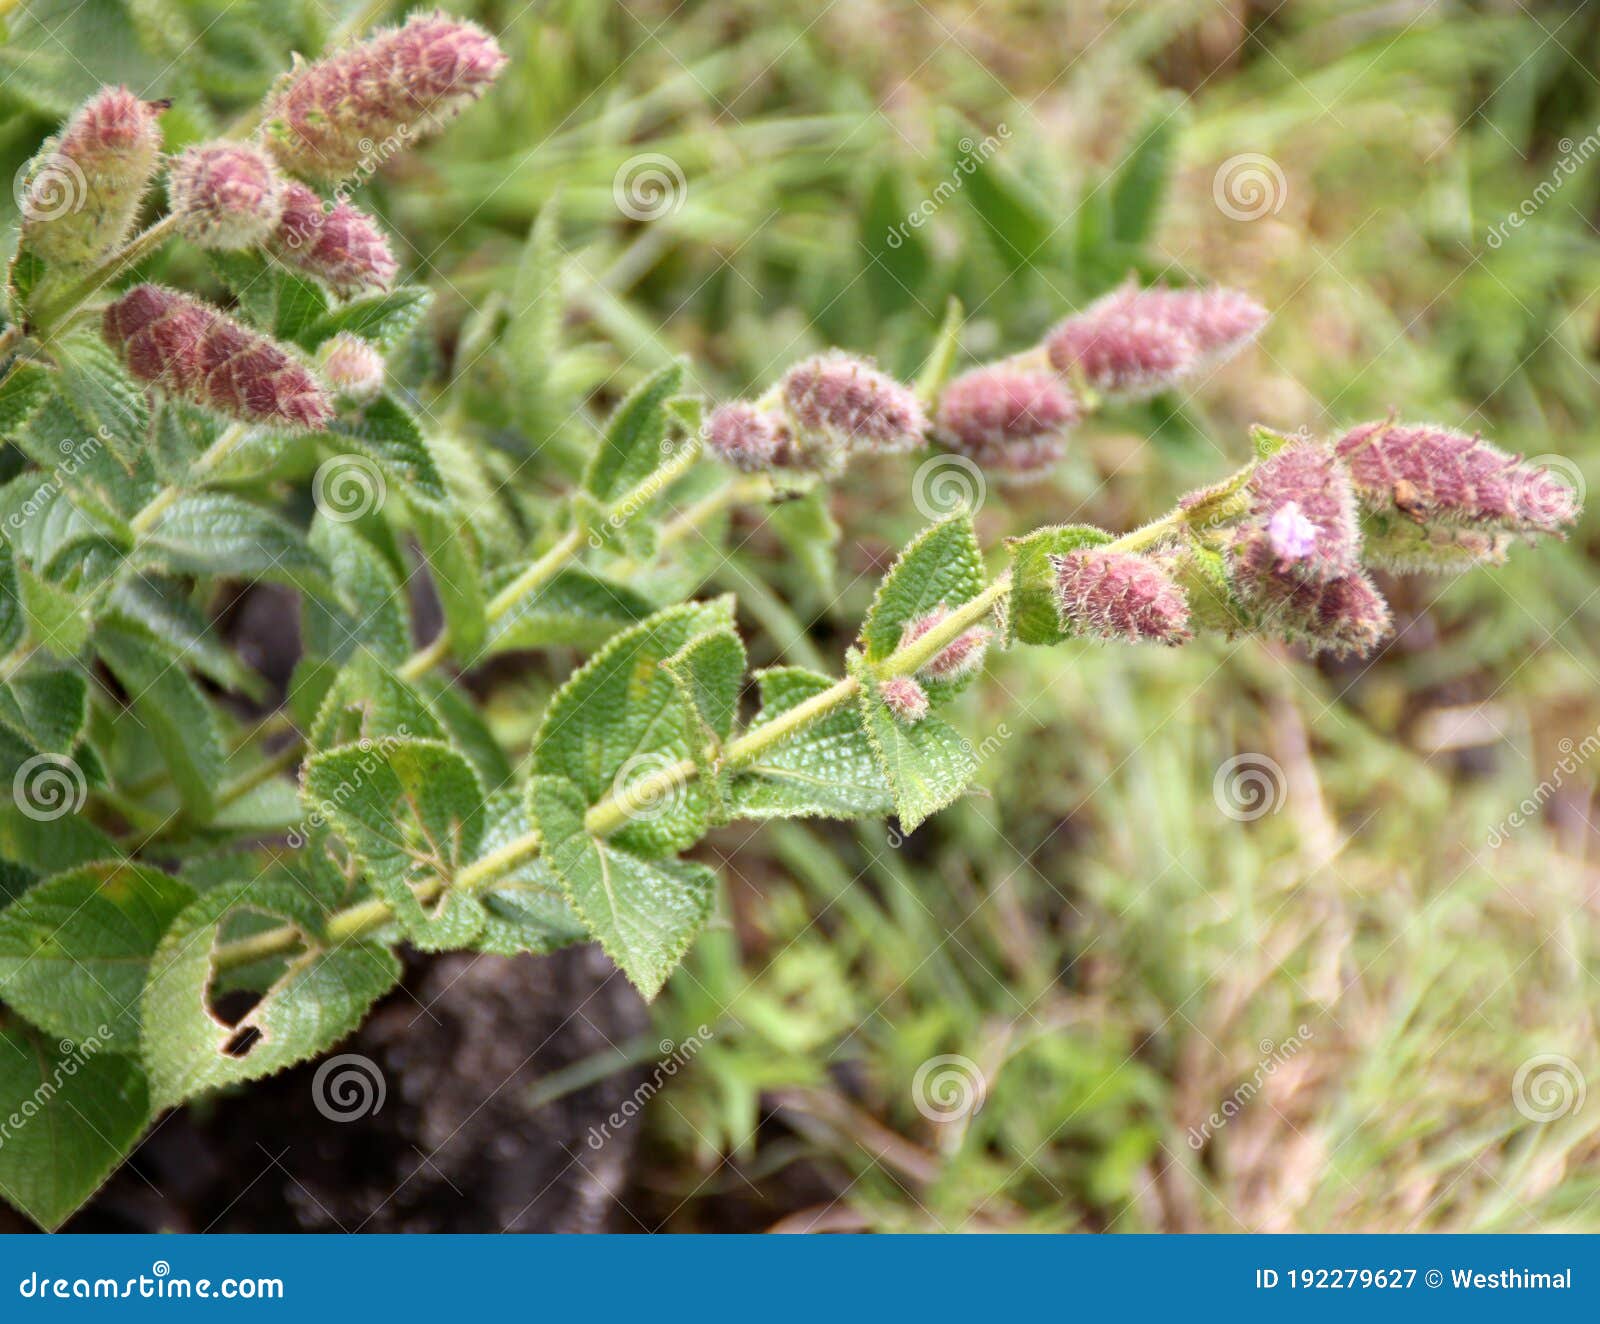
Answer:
[30,214,183,340]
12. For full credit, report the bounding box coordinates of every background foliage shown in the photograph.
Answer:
[2,0,1599,1232]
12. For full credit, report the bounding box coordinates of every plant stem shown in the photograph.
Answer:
[129,421,252,534]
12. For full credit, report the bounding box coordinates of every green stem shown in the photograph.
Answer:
[129,421,252,535]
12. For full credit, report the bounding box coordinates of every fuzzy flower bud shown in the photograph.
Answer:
[898,605,992,682]
[1045,282,1266,400]
[781,352,928,460]
[20,86,163,265]
[1235,442,1360,586]
[103,284,332,430]
[271,182,398,296]
[317,333,385,404]
[705,402,790,472]
[1051,549,1192,645]
[1335,420,1579,535]
[168,142,286,251]
[879,675,929,724]
[1246,567,1394,659]
[935,365,1080,473]
[265,12,507,182]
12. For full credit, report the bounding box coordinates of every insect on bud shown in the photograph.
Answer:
[705,402,790,472]
[781,351,928,460]
[271,183,398,297]
[104,284,333,430]
[265,12,507,182]
[1051,549,1192,645]
[20,86,164,265]
[168,142,286,251]
[935,365,1080,473]
[317,333,385,404]
[879,675,929,724]
[898,605,992,682]
[1335,420,1580,536]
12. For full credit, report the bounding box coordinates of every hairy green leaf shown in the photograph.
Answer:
[858,679,979,832]
[583,360,685,504]
[1004,524,1113,646]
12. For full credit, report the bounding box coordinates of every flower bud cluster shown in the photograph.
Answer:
[168,142,285,251]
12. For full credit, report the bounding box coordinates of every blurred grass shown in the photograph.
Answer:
[9,0,1600,1231]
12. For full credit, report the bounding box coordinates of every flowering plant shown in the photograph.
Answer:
[0,14,1577,1231]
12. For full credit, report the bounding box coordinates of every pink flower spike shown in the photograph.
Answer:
[1335,420,1580,535]
[21,86,164,265]
[782,351,928,457]
[1249,568,1394,659]
[898,604,992,681]
[936,365,1080,472]
[169,142,286,251]
[1240,442,1360,585]
[1052,549,1192,645]
[318,333,385,404]
[104,284,332,431]
[271,182,398,297]
[879,676,929,724]
[266,12,507,182]
[705,402,788,472]
[1140,286,1268,363]
[1045,288,1198,400]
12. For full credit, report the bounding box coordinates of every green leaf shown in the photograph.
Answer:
[141,879,400,1109]
[583,360,685,504]
[858,681,979,833]
[109,574,265,699]
[301,286,431,352]
[0,541,22,654]
[322,395,447,506]
[1109,101,1180,245]
[0,668,86,753]
[484,566,654,655]
[664,627,745,820]
[529,775,714,1000]
[1004,524,1113,645]
[418,679,512,787]
[97,615,226,821]
[51,331,148,467]
[862,514,985,701]
[769,489,841,599]
[474,791,587,957]
[137,493,329,592]
[271,271,331,343]
[0,860,195,1045]
[0,803,117,876]
[502,202,567,441]
[0,1021,151,1231]
[914,296,965,406]
[304,516,412,667]
[301,738,488,951]
[309,653,444,752]
[0,361,52,439]
[17,565,88,658]
[944,116,1055,275]
[411,498,487,661]
[729,667,893,821]
[532,598,734,857]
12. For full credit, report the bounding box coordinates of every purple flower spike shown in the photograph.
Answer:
[781,351,928,457]
[1239,442,1360,585]
[169,142,286,251]
[936,365,1080,473]
[705,402,789,472]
